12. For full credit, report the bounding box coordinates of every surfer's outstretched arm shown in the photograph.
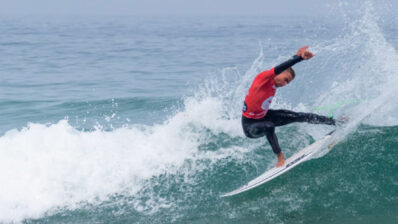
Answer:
[274,55,303,75]
[274,46,314,75]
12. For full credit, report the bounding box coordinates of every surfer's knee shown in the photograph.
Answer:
[243,130,255,138]
[242,125,262,138]
[263,121,275,129]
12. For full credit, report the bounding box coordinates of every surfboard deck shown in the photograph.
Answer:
[221,131,336,197]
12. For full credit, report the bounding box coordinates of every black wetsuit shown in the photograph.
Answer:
[241,55,335,155]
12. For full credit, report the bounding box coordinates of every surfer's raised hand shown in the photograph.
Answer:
[296,46,314,60]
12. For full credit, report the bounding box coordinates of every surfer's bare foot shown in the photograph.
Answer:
[337,116,349,124]
[276,152,285,167]
[333,116,349,126]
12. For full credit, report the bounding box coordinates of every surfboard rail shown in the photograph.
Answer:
[221,132,336,197]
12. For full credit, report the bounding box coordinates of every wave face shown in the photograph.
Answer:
[0,1,397,223]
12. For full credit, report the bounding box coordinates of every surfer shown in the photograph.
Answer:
[242,46,335,167]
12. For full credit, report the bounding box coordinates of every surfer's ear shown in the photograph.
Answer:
[286,67,295,79]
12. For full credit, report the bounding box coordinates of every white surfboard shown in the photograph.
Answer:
[221,131,337,197]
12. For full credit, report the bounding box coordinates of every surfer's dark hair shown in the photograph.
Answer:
[286,67,295,79]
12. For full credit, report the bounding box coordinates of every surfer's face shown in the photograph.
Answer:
[274,72,294,87]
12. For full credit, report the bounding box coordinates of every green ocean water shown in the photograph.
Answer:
[0,1,397,223]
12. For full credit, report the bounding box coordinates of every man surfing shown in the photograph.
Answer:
[242,46,335,167]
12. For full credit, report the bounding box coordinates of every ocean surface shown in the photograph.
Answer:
[1,1,398,224]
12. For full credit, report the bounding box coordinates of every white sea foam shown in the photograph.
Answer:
[313,1,398,123]
[0,96,246,222]
[304,1,398,157]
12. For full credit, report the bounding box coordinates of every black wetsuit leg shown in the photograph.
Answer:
[264,109,335,126]
[242,109,335,154]
[264,126,282,155]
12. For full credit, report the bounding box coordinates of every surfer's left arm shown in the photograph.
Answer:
[274,46,314,75]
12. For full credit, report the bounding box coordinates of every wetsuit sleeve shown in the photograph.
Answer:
[274,55,303,75]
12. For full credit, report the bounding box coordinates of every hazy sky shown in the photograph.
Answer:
[1,0,332,16]
[1,0,396,17]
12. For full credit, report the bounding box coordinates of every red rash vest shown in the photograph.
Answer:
[242,67,277,119]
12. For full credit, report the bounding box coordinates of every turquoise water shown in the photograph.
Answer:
[1,1,398,223]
